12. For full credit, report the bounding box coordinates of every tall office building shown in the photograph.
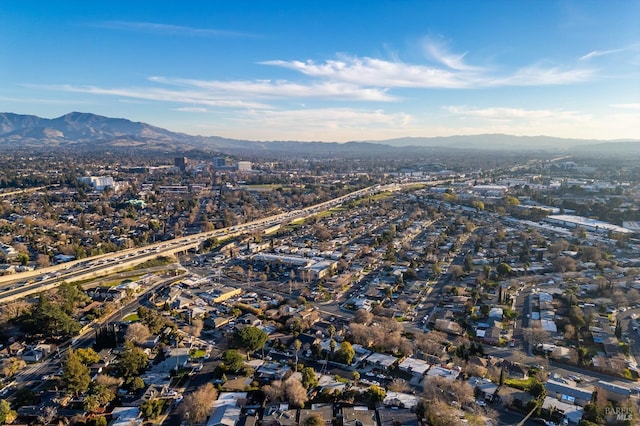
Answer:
[213,157,226,170]
[174,157,188,172]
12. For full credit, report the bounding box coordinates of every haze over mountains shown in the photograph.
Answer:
[0,112,637,155]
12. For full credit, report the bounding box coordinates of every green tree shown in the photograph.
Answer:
[335,341,355,365]
[139,399,165,419]
[57,282,90,315]
[128,376,146,393]
[76,348,100,365]
[367,385,387,402]
[504,196,520,208]
[87,416,108,426]
[529,379,546,399]
[463,254,474,273]
[117,342,149,378]
[301,367,318,389]
[496,262,512,277]
[232,326,268,358]
[137,306,168,334]
[480,304,491,317]
[0,399,17,424]
[63,349,91,396]
[221,350,244,373]
[293,339,302,372]
[24,295,81,337]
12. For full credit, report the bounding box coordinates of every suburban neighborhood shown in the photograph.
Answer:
[0,150,638,426]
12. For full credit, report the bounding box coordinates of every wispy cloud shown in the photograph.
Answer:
[90,21,255,38]
[148,76,394,101]
[27,83,272,109]
[420,37,484,71]
[0,96,90,105]
[444,106,590,122]
[610,103,640,109]
[486,65,594,86]
[579,43,640,61]
[206,107,414,141]
[173,107,208,112]
[262,56,472,89]
[580,47,626,61]
[263,55,594,89]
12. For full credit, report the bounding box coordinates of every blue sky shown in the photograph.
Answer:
[1,1,639,141]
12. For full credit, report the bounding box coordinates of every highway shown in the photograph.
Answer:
[0,181,436,302]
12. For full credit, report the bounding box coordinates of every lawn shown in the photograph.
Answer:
[504,377,534,390]
[122,313,140,323]
[190,349,207,359]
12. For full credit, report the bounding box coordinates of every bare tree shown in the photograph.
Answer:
[353,309,373,325]
[124,323,151,345]
[563,324,576,340]
[37,406,58,425]
[387,378,410,393]
[179,383,218,424]
[262,380,285,403]
[522,325,551,349]
[0,357,26,378]
[189,318,204,338]
[284,376,308,408]
[0,300,30,322]
[36,253,51,268]
[423,376,474,406]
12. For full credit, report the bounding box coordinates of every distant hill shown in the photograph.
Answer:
[0,112,637,156]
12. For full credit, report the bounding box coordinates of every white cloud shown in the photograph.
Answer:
[485,65,594,86]
[262,56,473,88]
[32,84,272,109]
[443,106,589,121]
[148,76,395,101]
[91,21,254,38]
[204,107,415,141]
[263,55,594,89]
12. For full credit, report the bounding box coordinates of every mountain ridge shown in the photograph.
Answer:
[0,112,638,155]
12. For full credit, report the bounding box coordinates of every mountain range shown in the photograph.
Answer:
[0,112,637,155]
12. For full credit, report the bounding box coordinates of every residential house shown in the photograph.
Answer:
[238,313,262,327]
[545,379,593,406]
[382,391,419,409]
[206,392,247,426]
[426,366,460,381]
[434,319,463,335]
[468,377,499,401]
[377,407,419,426]
[341,406,376,426]
[502,360,529,380]
[398,357,430,379]
[363,352,398,371]
[298,404,333,425]
[597,380,631,403]
[262,403,297,426]
[90,286,127,302]
[22,348,44,362]
[256,362,291,381]
[541,396,584,425]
